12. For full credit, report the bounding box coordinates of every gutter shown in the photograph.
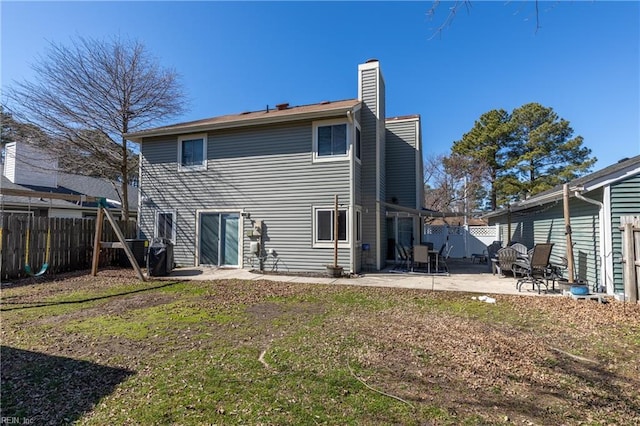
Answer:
[573,188,603,209]
[348,109,355,274]
[482,184,588,219]
[378,201,462,218]
[126,106,359,143]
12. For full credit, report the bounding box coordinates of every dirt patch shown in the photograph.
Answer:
[246,301,326,322]
[32,292,178,326]
[0,268,143,303]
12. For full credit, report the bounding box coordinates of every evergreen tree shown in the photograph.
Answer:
[449,103,596,209]
[451,109,513,210]
[508,103,596,197]
[1,105,48,152]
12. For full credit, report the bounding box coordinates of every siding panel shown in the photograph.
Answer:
[360,67,381,264]
[140,122,353,272]
[386,120,418,209]
[610,174,640,292]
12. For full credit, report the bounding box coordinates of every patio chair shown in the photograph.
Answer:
[392,244,411,271]
[444,245,454,259]
[548,256,568,288]
[412,245,430,272]
[515,243,554,294]
[487,241,503,272]
[493,247,518,277]
[471,249,488,264]
[433,244,450,274]
[510,242,529,257]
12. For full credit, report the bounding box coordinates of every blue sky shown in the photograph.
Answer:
[2,1,639,170]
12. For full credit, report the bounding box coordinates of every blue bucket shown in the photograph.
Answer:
[570,285,589,295]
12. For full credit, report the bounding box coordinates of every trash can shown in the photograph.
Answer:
[119,239,147,267]
[147,238,174,277]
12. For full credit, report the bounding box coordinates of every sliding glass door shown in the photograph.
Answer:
[199,212,239,266]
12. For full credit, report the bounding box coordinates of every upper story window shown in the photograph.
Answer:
[178,133,207,171]
[318,124,347,156]
[355,127,361,162]
[312,119,351,163]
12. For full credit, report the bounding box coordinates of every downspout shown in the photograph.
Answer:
[573,189,608,293]
[137,150,143,239]
[347,109,355,274]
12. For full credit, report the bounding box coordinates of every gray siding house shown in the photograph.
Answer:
[484,156,640,294]
[126,60,424,273]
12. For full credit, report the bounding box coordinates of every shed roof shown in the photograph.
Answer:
[0,173,138,213]
[483,155,640,218]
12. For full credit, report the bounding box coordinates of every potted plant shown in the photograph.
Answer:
[326,264,344,278]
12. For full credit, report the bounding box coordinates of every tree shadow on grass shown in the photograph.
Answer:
[0,280,184,312]
[1,346,135,425]
[369,344,640,424]
[447,350,640,424]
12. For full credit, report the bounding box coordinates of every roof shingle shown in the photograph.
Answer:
[126,99,361,141]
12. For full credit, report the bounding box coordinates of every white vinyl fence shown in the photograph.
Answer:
[422,225,500,258]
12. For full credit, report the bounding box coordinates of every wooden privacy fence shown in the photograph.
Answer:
[1,214,137,280]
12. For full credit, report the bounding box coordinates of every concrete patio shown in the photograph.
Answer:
[160,258,563,297]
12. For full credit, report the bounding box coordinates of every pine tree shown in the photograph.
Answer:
[450,103,596,208]
[507,103,596,198]
[451,109,513,210]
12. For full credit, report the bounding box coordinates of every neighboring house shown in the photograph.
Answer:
[483,155,640,294]
[1,141,137,219]
[126,60,424,273]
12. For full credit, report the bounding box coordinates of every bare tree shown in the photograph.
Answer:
[443,153,489,213]
[427,1,551,39]
[427,0,473,40]
[6,36,186,220]
[424,153,488,214]
[423,154,461,212]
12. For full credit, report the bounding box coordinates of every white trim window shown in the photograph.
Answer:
[354,125,361,163]
[156,210,176,242]
[313,206,349,248]
[178,133,207,171]
[312,119,350,162]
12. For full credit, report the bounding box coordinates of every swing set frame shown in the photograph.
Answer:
[0,187,146,281]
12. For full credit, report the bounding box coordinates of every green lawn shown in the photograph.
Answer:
[2,270,639,425]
